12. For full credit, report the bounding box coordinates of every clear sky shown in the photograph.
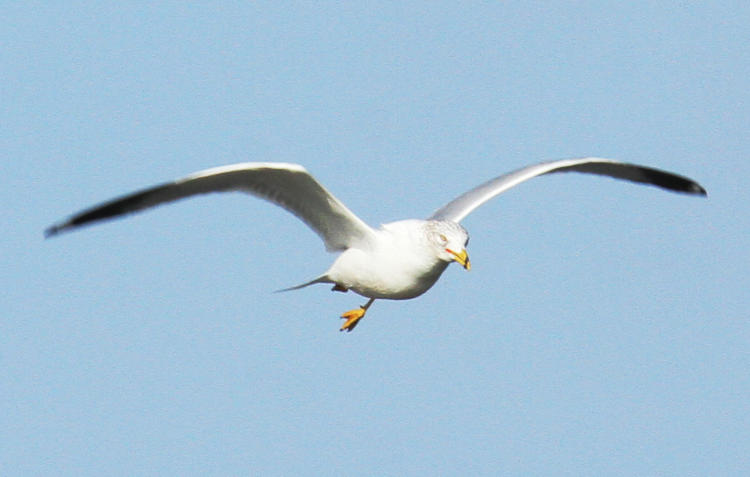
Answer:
[3,2,748,476]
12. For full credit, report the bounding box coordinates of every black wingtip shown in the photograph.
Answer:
[680,180,707,197]
[44,223,65,239]
[637,165,707,197]
[692,183,708,197]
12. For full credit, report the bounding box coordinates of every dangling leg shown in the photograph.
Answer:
[340,298,375,332]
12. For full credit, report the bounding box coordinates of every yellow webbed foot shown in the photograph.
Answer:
[340,307,366,332]
[339,298,375,332]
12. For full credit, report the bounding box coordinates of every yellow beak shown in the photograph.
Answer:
[448,248,471,270]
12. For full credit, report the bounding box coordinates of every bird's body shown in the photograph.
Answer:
[324,220,465,300]
[46,158,705,331]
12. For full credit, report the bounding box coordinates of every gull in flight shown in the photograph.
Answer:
[46,158,706,331]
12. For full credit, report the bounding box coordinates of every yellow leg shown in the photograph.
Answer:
[340,298,375,332]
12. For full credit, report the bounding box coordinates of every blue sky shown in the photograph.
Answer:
[3,2,748,475]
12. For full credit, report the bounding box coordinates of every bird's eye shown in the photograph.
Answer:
[439,234,448,243]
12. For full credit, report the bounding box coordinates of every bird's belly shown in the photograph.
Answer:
[328,249,449,300]
[348,273,439,300]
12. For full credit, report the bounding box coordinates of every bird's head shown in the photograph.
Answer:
[428,221,471,270]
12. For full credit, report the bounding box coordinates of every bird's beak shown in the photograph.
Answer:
[447,248,471,270]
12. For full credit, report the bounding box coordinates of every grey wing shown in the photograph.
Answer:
[429,157,707,223]
[45,162,376,251]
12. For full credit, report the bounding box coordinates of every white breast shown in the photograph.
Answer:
[326,220,450,300]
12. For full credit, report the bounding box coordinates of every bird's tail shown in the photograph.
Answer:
[274,274,332,293]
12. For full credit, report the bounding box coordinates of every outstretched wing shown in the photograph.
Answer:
[45,162,376,251]
[429,157,706,223]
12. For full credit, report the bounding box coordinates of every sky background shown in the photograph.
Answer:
[3,2,748,476]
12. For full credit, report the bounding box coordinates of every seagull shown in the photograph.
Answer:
[46,158,706,331]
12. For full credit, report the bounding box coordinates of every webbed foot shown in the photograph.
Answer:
[339,298,375,332]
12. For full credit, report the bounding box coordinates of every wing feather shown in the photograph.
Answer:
[45,162,375,251]
[429,157,706,223]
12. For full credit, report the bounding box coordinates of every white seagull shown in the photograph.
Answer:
[46,158,706,331]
